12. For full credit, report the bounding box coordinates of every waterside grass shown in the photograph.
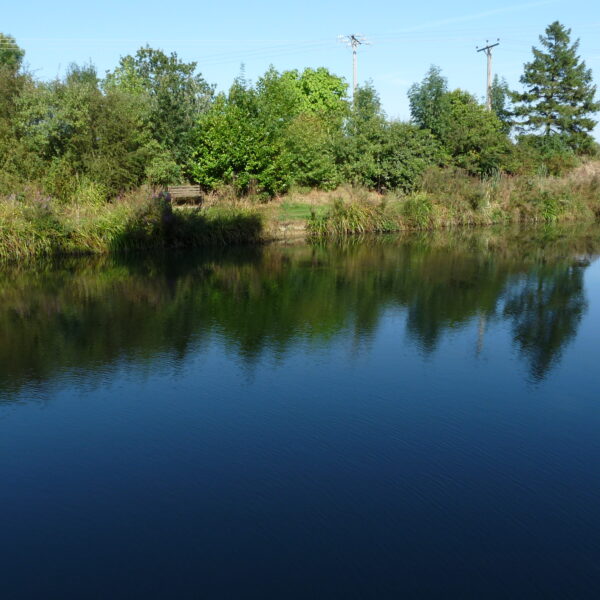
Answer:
[307,165,600,238]
[0,189,265,261]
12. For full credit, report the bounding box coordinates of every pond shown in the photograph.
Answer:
[2,225,600,598]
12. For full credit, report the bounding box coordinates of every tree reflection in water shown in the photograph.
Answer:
[0,224,598,397]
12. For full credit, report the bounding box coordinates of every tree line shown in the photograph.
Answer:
[0,21,598,202]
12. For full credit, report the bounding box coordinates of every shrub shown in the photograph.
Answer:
[437,90,512,175]
[145,151,182,188]
[514,135,579,176]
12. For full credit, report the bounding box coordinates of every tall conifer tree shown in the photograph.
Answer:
[512,21,599,151]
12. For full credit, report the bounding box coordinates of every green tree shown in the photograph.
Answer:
[511,21,599,152]
[16,63,153,196]
[189,80,288,196]
[293,67,348,123]
[0,33,24,72]
[490,75,512,134]
[105,47,214,165]
[255,66,348,133]
[189,67,348,195]
[437,90,511,174]
[408,65,449,136]
[0,34,25,151]
[274,68,347,189]
[0,36,31,191]
[282,113,340,189]
[336,83,387,188]
[338,84,441,191]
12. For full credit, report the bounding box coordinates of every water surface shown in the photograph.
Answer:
[2,225,600,598]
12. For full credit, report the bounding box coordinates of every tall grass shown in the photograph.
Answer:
[308,198,393,237]
[307,165,600,238]
[0,189,265,261]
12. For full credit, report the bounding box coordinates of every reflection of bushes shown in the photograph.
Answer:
[0,224,597,397]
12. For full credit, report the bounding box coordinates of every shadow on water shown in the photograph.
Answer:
[1,223,598,398]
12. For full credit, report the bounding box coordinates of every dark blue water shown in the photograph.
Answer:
[2,227,600,598]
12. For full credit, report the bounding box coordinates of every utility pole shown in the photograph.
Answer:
[339,34,370,99]
[476,39,500,111]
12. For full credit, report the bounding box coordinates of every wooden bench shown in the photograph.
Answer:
[166,185,203,203]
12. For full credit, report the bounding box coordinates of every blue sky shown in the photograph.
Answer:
[3,0,600,120]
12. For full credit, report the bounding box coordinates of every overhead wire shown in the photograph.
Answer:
[2,21,599,72]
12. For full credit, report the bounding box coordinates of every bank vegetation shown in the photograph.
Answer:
[0,22,599,258]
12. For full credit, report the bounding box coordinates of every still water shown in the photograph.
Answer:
[1,225,600,598]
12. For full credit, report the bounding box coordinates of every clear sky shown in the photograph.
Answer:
[3,0,600,121]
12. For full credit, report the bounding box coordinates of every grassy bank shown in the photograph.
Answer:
[0,189,264,261]
[305,164,600,238]
[1,163,600,260]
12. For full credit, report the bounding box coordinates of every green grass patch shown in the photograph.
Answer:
[278,201,327,222]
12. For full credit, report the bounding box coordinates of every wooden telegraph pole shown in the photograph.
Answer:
[339,34,371,100]
[477,39,500,111]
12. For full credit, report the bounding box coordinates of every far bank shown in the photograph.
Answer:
[1,164,600,261]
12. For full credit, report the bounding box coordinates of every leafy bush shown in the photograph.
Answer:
[145,150,182,188]
[513,135,579,176]
[436,90,512,175]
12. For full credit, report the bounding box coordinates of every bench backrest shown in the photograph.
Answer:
[167,185,202,199]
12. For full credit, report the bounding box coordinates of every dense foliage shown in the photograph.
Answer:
[0,21,598,203]
[105,46,214,168]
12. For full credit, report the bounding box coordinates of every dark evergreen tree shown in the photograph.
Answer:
[512,21,599,152]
